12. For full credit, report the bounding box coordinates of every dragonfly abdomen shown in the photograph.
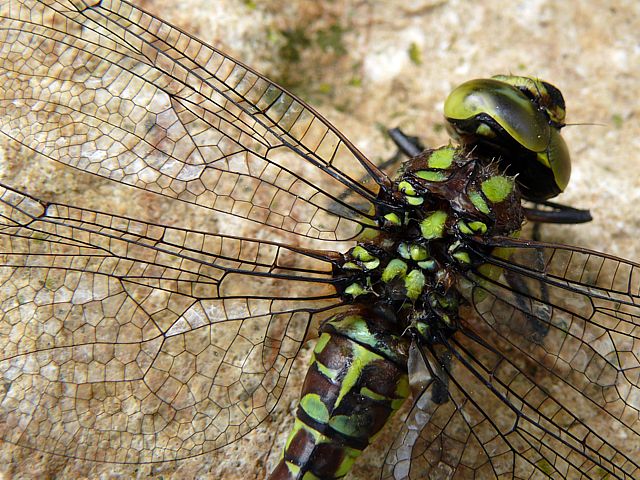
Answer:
[269,310,410,479]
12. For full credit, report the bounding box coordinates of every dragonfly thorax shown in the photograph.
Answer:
[337,146,525,342]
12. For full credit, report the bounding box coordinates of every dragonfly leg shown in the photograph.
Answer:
[504,223,552,341]
[388,127,425,159]
[524,199,592,224]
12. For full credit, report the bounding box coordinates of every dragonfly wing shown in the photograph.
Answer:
[382,326,639,479]
[452,237,640,478]
[381,337,530,480]
[380,343,464,480]
[0,0,386,241]
[0,184,342,462]
[380,239,640,479]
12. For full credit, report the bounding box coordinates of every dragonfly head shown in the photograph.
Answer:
[443,75,571,202]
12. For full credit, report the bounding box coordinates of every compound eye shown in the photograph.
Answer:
[491,74,567,128]
[444,77,571,200]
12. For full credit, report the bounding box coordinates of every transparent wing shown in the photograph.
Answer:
[380,343,453,480]
[0,183,343,462]
[0,0,387,241]
[381,238,640,479]
[469,237,640,457]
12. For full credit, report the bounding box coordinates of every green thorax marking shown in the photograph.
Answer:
[481,175,514,203]
[337,146,524,340]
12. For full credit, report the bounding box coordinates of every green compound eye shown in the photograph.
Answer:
[443,77,571,201]
[492,74,566,127]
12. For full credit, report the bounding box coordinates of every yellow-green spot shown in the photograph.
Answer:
[302,472,321,480]
[352,245,375,262]
[430,294,443,310]
[394,375,410,404]
[453,250,471,264]
[312,334,341,381]
[326,315,408,367]
[458,221,487,236]
[414,321,430,339]
[333,446,362,476]
[475,244,515,294]
[469,221,487,234]
[469,190,490,214]
[397,243,410,259]
[440,292,457,310]
[398,180,415,196]
[382,259,407,282]
[536,150,554,170]
[384,212,401,225]
[474,265,502,303]
[391,397,407,411]
[368,375,409,445]
[345,283,365,297]
[420,210,448,239]
[300,393,330,424]
[481,176,513,203]
[334,342,382,408]
[404,269,425,300]
[444,296,457,309]
[427,147,455,169]
[314,333,331,354]
[475,122,495,138]
[408,42,422,65]
[357,225,382,242]
[406,195,424,206]
[329,316,376,351]
[415,170,447,182]
[360,386,387,401]
[342,262,361,270]
[285,461,301,476]
[409,244,428,261]
[314,356,340,381]
[329,414,368,437]
[458,221,473,235]
[362,259,380,270]
[493,245,516,261]
[417,259,436,270]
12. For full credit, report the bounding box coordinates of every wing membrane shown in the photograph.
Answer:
[0,184,342,462]
[0,0,386,241]
[381,238,640,479]
[469,237,640,401]
[382,332,639,479]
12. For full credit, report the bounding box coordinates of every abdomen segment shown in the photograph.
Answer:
[269,311,410,479]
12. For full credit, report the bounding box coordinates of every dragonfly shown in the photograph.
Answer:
[0,1,639,479]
